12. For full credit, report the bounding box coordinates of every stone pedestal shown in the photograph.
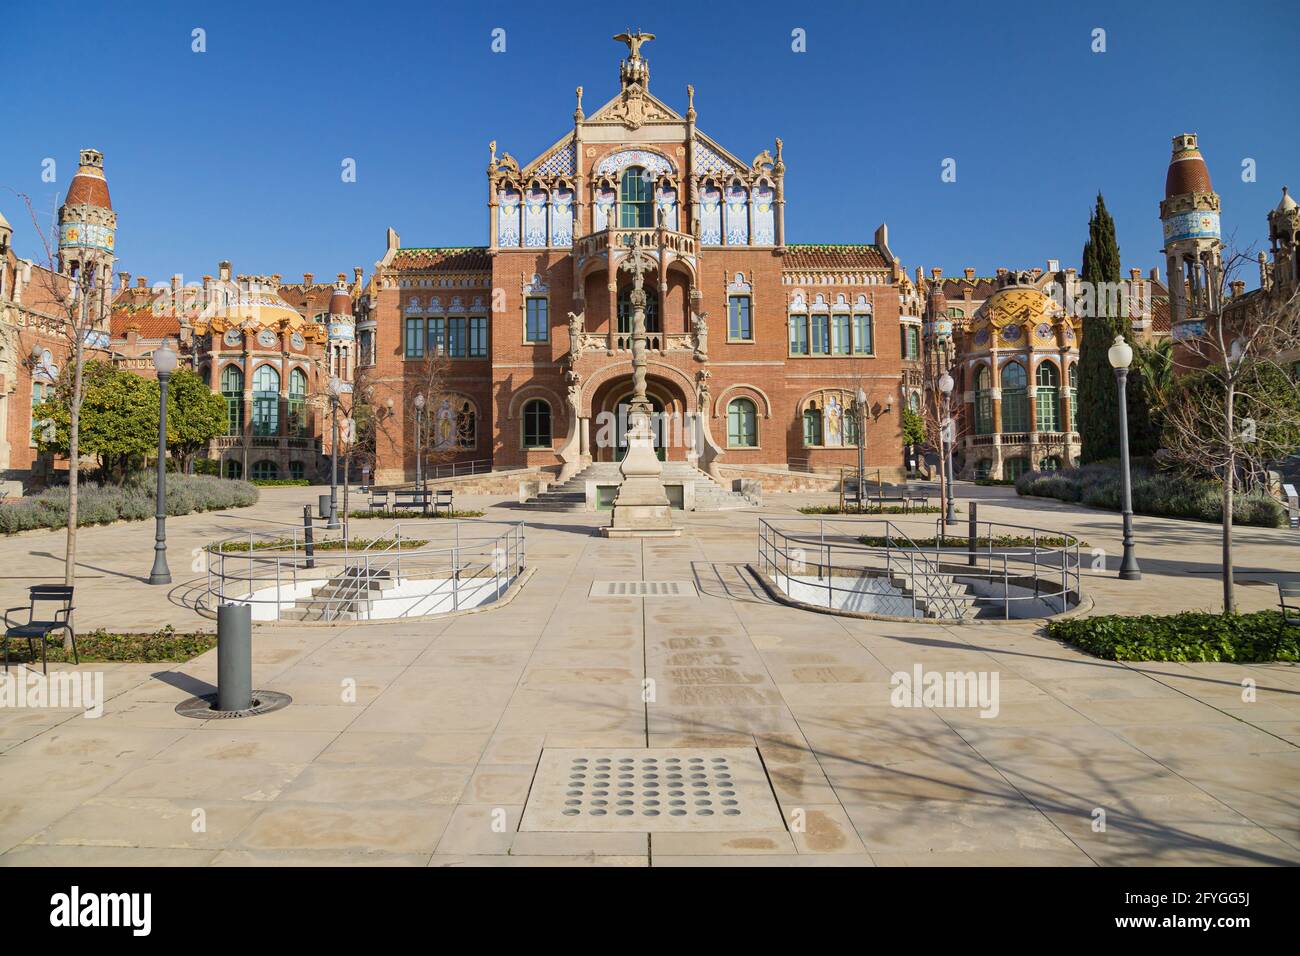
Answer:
[602,408,681,537]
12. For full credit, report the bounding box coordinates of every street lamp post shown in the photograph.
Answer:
[327,376,342,530]
[1107,335,1142,580]
[414,392,426,497]
[148,340,178,585]
[855,387,867,513]
[938,371,956,526]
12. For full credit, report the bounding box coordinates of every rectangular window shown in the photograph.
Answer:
[810,314,830,355]
[728,295,752,341]
[788,316,808,355]
[427,317,446,355]
[30,382,50,444]
[447,317,467,358]
[469,317,488,357]
[832,314,851,355]
[902,324,920,360]
[404,317,425,358]
[358,329,375,366]
[853,313,874,354]
[526,297,549,342]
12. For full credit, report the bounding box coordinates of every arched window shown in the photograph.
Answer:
[802,404,823,447]
[728,398,757,448]
[617,285,660,334]
[220,365,244,436]
[522,399,552,448]
[224,459,242,480]
[252,365,280,436]
[619,166,654,228]
[288,368,308,436]
[1001,362,1029,433]
[1035,361,1060,432]
[1003,456,1031,481]
[289,460,305,480]
[457,401,477,449]
[251,460,278,480]
[1067,362,1078,432]
[974,365,994,435]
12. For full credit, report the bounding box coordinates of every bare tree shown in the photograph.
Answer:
[18,194,112,637]
[1162,245,1300,613]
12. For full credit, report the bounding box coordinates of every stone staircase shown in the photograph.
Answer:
[520,461,752,512]
[280,568,397,622]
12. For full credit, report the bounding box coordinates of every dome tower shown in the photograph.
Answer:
[326,273,355,380]
[58,149,118,334]
[1159,133,1222,340]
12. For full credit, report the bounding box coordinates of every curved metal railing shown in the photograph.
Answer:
[201,520,526,622]
[757,516,1082,620]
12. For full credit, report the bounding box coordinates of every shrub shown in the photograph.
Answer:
[0,624,217,664]
[193,459,220,476]
[796,505,944,515]
[347,509,486,519]
[1048,612,1297,663]
[250,478,312,487]
[1017,463,1285,527]
[0,474,258,534]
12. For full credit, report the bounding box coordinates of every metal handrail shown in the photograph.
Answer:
[203,521,526,622]
[757,516,1082,620]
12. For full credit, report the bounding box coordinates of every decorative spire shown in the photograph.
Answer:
[686,84,695,121]
[614,29,654,89]
[574,86,584,122]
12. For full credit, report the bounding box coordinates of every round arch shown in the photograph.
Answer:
[578,360,699,418]
[506,383,565,421]
[711,382,773,420]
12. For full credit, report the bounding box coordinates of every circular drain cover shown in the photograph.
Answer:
[175,691,292,720]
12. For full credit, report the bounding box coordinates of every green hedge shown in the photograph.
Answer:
[347,509,485,519]
[1016,463,1286,528]
[860,534,1083,548]
[0,475,258,534]
[250,478,312,487]
[797,505,943,516]
[1047,612,1297,662]
[2,625,216,664]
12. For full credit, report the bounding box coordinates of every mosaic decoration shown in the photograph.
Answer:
[1001,324,1023,343]
[329,323,354,341]
[59,222,114,252]
[535,140,576,177]
[257,329,278,348]
[450,296,465,311]
[699,182,722,244]
[594,185,616,232]
[434,398,456,449]
[1035,322,1053,340]
[973,327,990,345]
[789,291,807,310]
[596,149,672,178]
[825,394,844,447]
[498,188,521,247]
[428,296,445,314]
[224,328,244,347]
[524,188,548,247]
[1163,210,1221,243]
[725,183,749,245]
[692,139,738,176]
[655,184,677,230]
[926,319,954,338]
[524,273,549,296]
[551,188,574,246]
[727,272,752,294]
[290,332,305,351]
[404,297,422,313]
[752,181,775,245]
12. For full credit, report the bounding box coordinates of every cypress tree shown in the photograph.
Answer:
[1077,193,1129,463]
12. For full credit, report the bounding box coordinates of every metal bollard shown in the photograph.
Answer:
[216,603,253,712]
[967,501,978,568]
[302,505,315,570]
[318,494,331,521]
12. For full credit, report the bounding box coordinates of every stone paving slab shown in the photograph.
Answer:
[1,486,1298,866]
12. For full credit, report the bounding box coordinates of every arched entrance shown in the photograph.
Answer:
[587,373,689,463]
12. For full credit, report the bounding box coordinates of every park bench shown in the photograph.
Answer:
[1278,581,1300,656]
[393,489,431,514]
[432,489,454,516]
[4,585,78,675]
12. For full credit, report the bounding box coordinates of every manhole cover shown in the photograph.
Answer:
[520,748,784,832]
[589,580,697,598]
[175,691,293,720]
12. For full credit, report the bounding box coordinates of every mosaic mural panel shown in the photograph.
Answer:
[499,188,521,247]
[551,188,574,246]
[525,188,549,247]
[753,181,775,245]
[692,139,738,177]
[656,185,677,231]
[725,183,749,245]
[597,149,673,178]
[699,181,722,245]
[594,185,616,232]
[535,140,576,177]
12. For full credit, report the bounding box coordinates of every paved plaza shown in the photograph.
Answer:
[0,486,1297,866]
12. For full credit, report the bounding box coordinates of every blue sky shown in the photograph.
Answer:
[2,0,1295,285]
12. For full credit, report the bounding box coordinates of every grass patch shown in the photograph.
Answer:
[348,509,485,519]
[218,536,429,553]
[2,625,216,664]
[797,505,943,516]
[858,534,1083,548]
[1047,612,1297,663]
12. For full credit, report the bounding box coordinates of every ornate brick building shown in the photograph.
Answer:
[361,34,920,486]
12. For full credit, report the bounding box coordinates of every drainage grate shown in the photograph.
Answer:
[589,580,697,598]
[520,748,784,832]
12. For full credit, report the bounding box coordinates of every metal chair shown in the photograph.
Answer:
[367,490,390,515]
[4,585,78,675]
[1277,581,1300,656]
[433,489,454,516]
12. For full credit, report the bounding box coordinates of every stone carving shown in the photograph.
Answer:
[567,310,584,363]
[692,310,709,360]
[696,368,711,408]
